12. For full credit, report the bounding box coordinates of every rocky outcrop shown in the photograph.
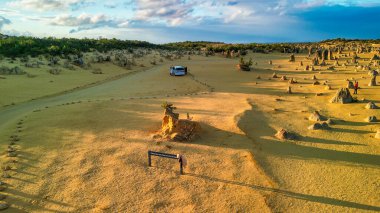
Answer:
[155,103,201,141]
[308,122,329,130]
[330,88,354,104]
[289,54,295,62]
[309,111,327,121]
[275,129,296,140]
[365,102,379,109]
[368,70,378,86]
[365,116,377,123]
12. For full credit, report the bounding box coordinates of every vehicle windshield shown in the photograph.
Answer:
[175,68,184,71]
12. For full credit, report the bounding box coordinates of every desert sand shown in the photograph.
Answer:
[0,51,379,212]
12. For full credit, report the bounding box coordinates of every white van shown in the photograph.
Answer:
[170,66,187,76]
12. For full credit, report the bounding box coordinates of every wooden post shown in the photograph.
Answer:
[148,151,152,167]
[179,158,183,175]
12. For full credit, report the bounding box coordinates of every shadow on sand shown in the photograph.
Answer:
[235,101,380,168]
[185,173,380,211]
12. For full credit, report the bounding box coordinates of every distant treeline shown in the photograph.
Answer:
[165,39,380,53]
[0,35,160,58]
[164,41,312,53]
[321,38,380,43]
[0,34,379,58]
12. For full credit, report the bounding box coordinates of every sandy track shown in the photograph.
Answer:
[0,63,209,132]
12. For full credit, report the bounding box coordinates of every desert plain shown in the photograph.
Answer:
[0,46,379,212]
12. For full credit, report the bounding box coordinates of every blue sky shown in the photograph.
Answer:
[0,0,379,43]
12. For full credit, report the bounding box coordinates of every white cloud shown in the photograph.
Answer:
[49,13,129,33]
[0,9,19,15]
[133,0,194,26]
[2,0,379,42]
[294,0,326,9]
[8,0,95,11]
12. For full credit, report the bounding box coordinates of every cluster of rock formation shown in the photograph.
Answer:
[154,103,201,141]
[271,46,380,140]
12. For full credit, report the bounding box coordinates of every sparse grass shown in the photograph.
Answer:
[0,51,160,106]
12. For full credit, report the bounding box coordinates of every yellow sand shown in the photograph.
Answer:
[0,53,379,212]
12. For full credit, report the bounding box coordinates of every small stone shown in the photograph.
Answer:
[275,129,296,140]
[308,123,322,130]
[0,194,6,200]
[365,102,379,109]
[309,111,327,121]
[365,116,378,122]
